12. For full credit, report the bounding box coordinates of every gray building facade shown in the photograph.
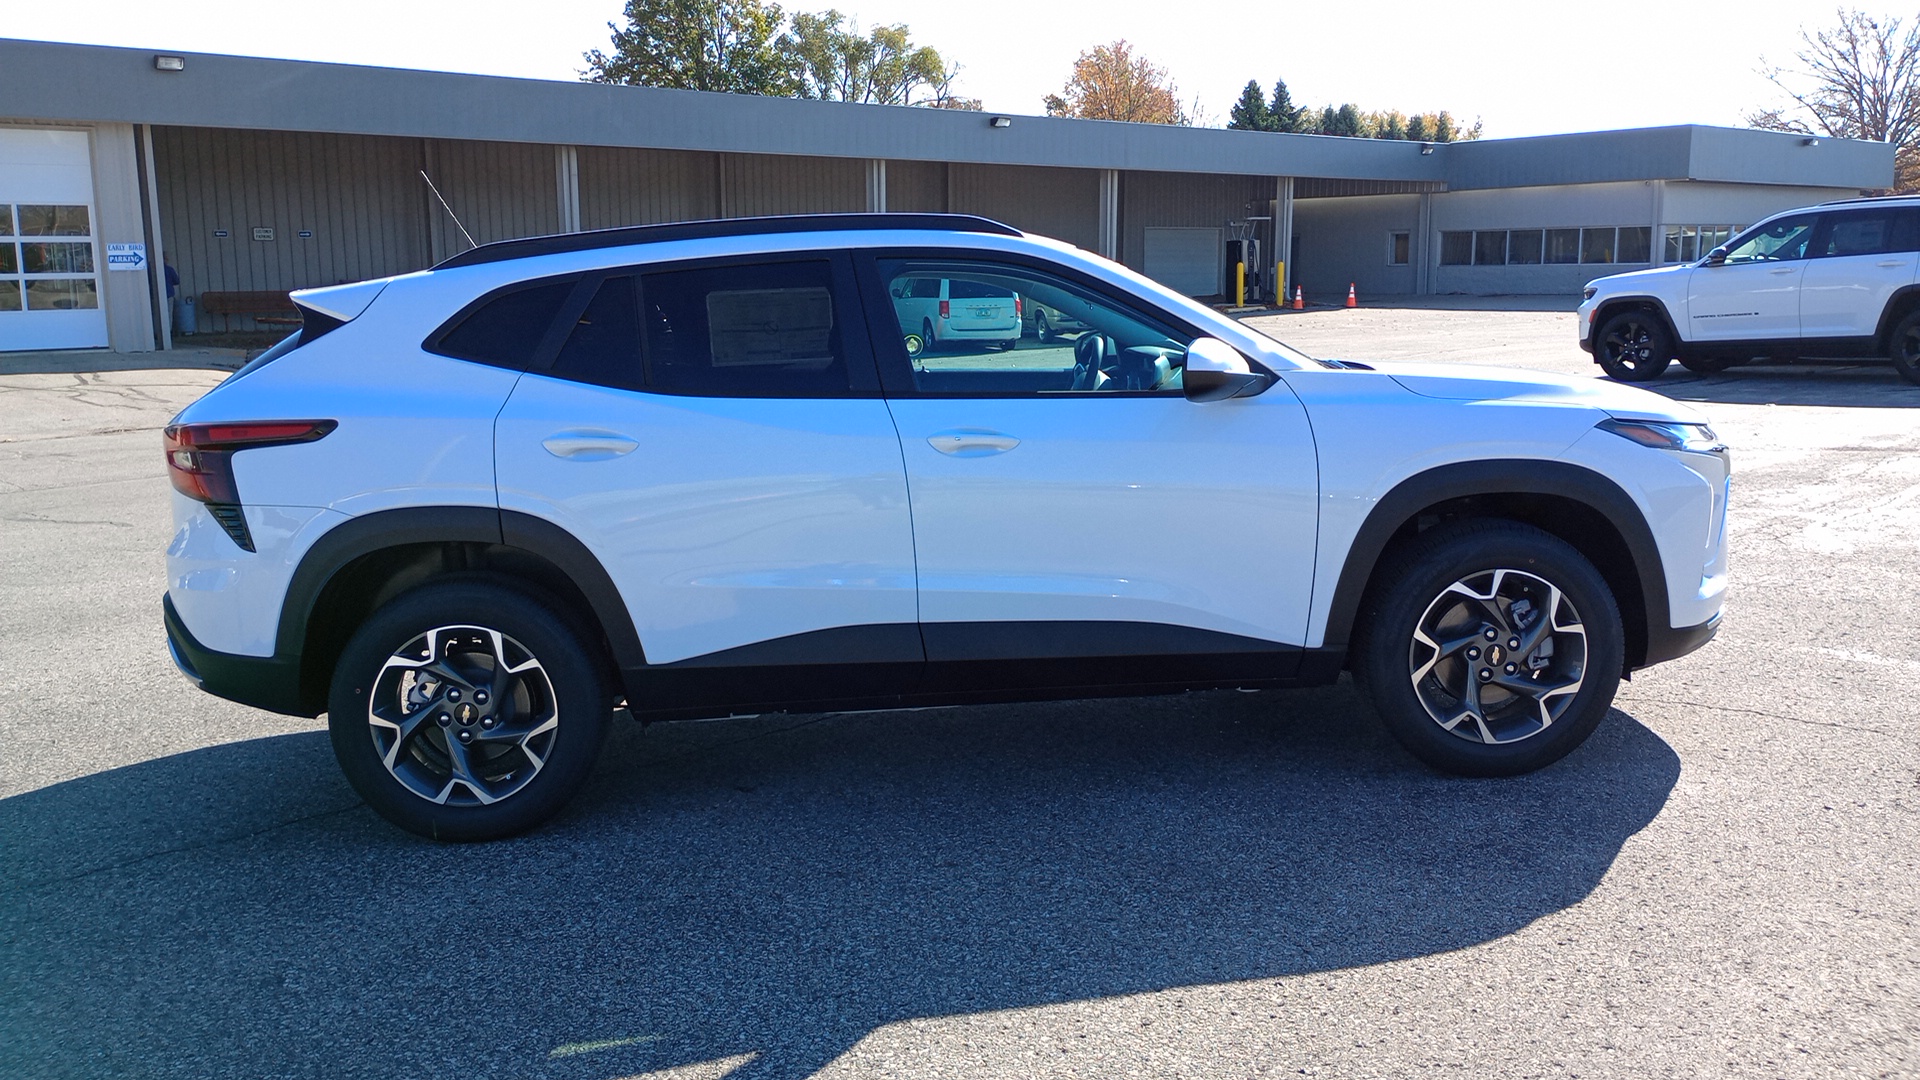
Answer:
[0,37,1896,352]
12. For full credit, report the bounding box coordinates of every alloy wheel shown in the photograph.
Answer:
[1408,568,1589,745]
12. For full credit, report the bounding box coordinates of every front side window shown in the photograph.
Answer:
[1723,214,1818,264]
[878,257,1193,395]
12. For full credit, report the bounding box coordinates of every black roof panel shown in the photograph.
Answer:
[434,213,1023,269]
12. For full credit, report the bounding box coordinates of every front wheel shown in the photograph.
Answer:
[1889,310,1920,386]
[327,579,612,841]
[1354,521,1625,777]
[1036,310,1054,343]
[1594,310,1674,382]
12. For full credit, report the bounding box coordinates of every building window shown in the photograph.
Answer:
[1665,225,1740,263]
[1580,228,1616,264]
[1473,231,1506,266]
[1388,232,1410,265]
[1544,229,1581,264]
[1439,231,1473,265]
[1506,229,1544,265]
[1616,227,1652,263]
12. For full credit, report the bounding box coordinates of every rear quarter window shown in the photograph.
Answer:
[428,278,578,369]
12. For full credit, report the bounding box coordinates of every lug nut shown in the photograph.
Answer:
[447,688,461,702]
[1479,668,1493,681]
[436,713,451,727]
[1484,628,1498,641]
[1508,638,1520,650]
[457,729,473,744]
[474,691,489,705]
[480,716,496,729]
[1466,647,1480,660]
[1505,663,1517,675]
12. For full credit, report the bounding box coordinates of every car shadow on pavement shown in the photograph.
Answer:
[1632,359,1920,407]
[0,682,1680,1080]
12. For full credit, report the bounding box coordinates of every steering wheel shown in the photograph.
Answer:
[1070,331,1108,391]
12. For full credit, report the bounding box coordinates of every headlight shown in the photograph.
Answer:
[1598,417,1727,457]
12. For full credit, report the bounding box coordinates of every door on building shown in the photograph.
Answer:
[1143,227,1223,297]
[0,129,108,351]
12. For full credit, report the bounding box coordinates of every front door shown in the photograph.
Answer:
[1685,212,1819,344]
[861,252,1320,689]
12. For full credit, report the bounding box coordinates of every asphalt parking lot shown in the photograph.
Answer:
[2,309,1916,1080]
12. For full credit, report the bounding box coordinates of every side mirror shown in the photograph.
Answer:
[1704,246,1728,266]
[890,287,905,298]
[1183,337,1271,402]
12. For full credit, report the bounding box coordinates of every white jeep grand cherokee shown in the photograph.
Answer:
[1580,195,1920,385]
[163,214,1730,840]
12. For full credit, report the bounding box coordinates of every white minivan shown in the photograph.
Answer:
[891,276,1020,355]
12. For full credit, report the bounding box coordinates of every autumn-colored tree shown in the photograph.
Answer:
[1747,8,1920,191]
[1043,40,1190,125]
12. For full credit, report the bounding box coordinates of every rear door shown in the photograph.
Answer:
[1799,207,1920,340]
[493,253,921,700]
[1685,212,1818,344]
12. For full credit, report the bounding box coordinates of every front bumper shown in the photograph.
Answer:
[1642,611,1721,668]
[164,593,316,717]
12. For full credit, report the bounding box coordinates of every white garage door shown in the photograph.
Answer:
[1143,227,1222,297]
[0,128,108,351]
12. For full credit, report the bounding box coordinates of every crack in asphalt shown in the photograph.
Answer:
[1624,696,1898,737]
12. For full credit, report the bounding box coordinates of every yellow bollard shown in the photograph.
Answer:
[1274,261,1285,303]
[1236,262,1246,307]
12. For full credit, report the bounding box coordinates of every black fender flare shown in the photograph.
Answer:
[1320,460,1671,668]
[1871,285,1920,348]
[1591,295,1683,352]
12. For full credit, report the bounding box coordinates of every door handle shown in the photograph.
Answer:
[1878,260,1907,267]
[927,429,1020,456]
[541,431,639,460]
[1768,267,1798,275]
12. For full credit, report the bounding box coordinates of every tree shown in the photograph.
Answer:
[783,12,979,108]
[1406,114,1430,142]
[1228,80,1273,131]
[1268,79,1306,132]
[1747,8,1920,190]
[1044,40,1191,125]
[583,0,795,95]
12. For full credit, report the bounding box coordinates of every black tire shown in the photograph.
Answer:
[327,578,612,841]
[1594,309,1674,382]
[1889,310,1920,386]
[1353,520,1625,777]
[1679,354,1738,375]
[1036,310,1054,343]
[922,319,937,354]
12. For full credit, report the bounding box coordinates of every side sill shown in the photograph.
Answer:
[164,594,315,718]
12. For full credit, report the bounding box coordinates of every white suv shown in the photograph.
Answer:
[162,214,1730,840]
[1580,195,1920,385]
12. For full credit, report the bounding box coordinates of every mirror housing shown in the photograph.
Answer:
[1704,246,1728,266]
[1183,337,1271,402]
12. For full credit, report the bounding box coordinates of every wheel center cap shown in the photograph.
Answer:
[454,702,480,726]
[1486,645,1506,666]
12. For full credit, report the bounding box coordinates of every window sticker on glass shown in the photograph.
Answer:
[706,287,834,368]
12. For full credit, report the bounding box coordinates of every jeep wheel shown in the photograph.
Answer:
[327,579,612,841]
[1595,311,1674,382]
[1890,310,1920,386]
[1355,521,1625,777]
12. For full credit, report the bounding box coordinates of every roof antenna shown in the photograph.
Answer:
[420,170,477,251]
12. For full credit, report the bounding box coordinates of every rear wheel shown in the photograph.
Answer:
[1355,521,1625,777]
[1889,310,1920,386]
[1595,310,1674,382]
[1036,310,1055,342]
[327,579,612,841]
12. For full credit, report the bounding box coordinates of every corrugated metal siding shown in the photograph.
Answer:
[885,159,946,212]
[424,138,558,255]
[1292,193,1421,299]
[719,153,865,217]
[1294,178,1442,198]
[152,126,428,330]
[950,164,1100,250]
[578,146,719,229]
[1120,171,1274,271]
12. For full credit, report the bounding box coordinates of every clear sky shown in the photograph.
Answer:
[12,0,1850,138]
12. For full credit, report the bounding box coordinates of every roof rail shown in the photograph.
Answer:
[434,212,1024,269]
[1816,193,1920,206]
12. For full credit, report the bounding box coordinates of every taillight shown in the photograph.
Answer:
[938,299,950,319]
[163,420,336,551]
[1014,297,1022,318]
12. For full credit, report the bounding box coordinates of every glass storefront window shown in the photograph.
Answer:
[1580,228,1616,263]
[1617,227,1652,263]
[24,278,99,311]
[18,205,90,237]
[1439,231,1473,265]
[1473,231,1506,265]
[1545,229,1581,264]
[1507,230,1544,265]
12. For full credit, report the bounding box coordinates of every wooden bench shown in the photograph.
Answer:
[200,290,302,330]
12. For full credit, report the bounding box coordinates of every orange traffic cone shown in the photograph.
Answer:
[1345,282,1358,308]
[1292,285,1304,310]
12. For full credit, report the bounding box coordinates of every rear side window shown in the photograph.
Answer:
[551,276,641,388]
[431,279,576,368]
[641,261,850,396]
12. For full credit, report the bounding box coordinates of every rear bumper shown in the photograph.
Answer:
[164,593,316,717]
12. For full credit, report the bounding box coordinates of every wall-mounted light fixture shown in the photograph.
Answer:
[1418,143,1435,155]
[1802,137,1821,146]
[989,116,1013,129]
[154,55,185,72]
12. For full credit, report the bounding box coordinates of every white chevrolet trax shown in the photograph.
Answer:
[163,214,1730,840]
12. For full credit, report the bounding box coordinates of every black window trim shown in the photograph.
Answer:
[851,247,1259,400]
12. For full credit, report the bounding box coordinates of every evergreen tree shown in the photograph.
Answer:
[1406,113,1430,142]
[1433,110,1456,142]
[1228,80,1273,131]
[1268,78,1303,131]
[1315,105,1337,135]
[1331,103,1363,136]
[1380,110,1408,140]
